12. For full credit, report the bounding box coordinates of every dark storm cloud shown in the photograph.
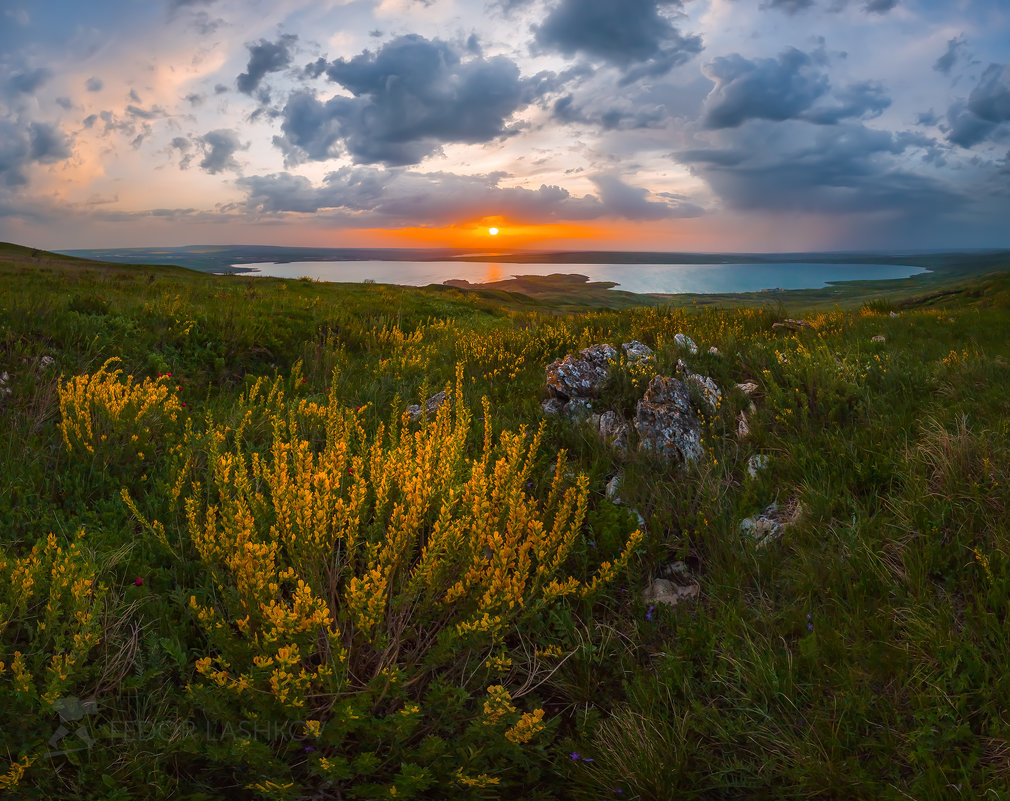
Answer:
[591,174,703,219]
[934,35,967,74]
[702,48,890,129]
[0,120,71,187]
[85,77,103,92]
[534,0,702,84]
[28,122,71,163]
[946,62,1010,147]
[55,97,72,110]
[7,67,52,95]
[237,167,697,223]
[759,0,897,12]
[276,35,531,166]
[761,0,814,14]
[237,34,298,95]
[678,123,956,215]
[197,129,245,174]
[702,49,829,128]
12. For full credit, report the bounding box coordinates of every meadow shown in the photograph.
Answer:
[2,242,1010,799]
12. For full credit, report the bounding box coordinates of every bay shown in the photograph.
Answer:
[229,260,926,295]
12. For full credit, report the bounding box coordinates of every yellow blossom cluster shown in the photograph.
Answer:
[58,357,181,455]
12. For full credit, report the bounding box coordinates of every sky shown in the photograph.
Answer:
[1,0,1009,252]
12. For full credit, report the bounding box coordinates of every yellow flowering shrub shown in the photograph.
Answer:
[180,365,641,797]
[58,357,182,458]
[0,531,107,792]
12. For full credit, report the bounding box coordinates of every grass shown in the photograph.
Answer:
[2,243,1010,799]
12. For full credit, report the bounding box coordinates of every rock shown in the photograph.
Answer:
[622,340,654,363]
[871,335,885,343]
[406,390,447,422]
[0,371,9,396]
[642,576,699,607]
[674,333,698,355]
[737,410,751,438]
[772,318,813,332]
[541,398,566,416]
[686,373,722,411]
[661,560,692,579]
[675,360,722,411]
[739,500,802,548]
[747,454,769,478]
[606,474,622,502]
[545,344,617,400]
[889,311,900,318]
[709,346,721,356]
[39,356,55,369]
[736,381,759,395]
[591,410,630,452]
[565,397,594,419]
[631,508,647,530]
[636,376,703,463]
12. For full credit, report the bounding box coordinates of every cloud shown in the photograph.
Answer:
[534,0,702,83]
[761,0,814,13]
[7,67,52,95]
[702,48,829,128]
[678,122,956,216]
[276,35,531,166]
[85,76,103,92]
[862,0,896,13]
[946,62,1010,147]
[237,34,298,95]
[702,48,890,128]
[934,35,967,75]
[0,120,71,187]
[237,167,698,224]
[197,129,245,174]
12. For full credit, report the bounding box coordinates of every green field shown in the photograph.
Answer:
[3,241,1010,799]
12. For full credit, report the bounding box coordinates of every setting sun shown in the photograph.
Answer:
[488,227,499,236]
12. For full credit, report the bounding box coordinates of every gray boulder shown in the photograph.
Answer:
[406,390,448,421]
[740,500,802,548]
[673,333,698,355]
[545,344,618,401]
[590,410,630,452]
[622,340,655,364]
[636,376,703,463]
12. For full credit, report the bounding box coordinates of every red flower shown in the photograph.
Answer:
[134,577,143,586]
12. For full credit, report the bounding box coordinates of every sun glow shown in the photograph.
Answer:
[488,227,499,236]
[362,218,607,248]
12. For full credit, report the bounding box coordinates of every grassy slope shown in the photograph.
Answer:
[3,244,1010,799]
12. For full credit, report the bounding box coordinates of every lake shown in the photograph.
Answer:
[227,260,927,295]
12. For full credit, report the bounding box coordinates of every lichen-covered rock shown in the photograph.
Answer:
[591,410,630,452]
[406,390,447,422]
[673,333,698,355]
[545,344,617,400]
[747,454,768,478]
[541,398,566,416]
[686,373,722,411]
[736,381,759,395]
[871,335,886,343]
[606,474,622,502]
[622,340,654,363]
[737,410,751,438]
[772,318,813,332]
[635,376,703,463]
[708,346,721,356]
[642,576,699,607]
[740,500,802,548]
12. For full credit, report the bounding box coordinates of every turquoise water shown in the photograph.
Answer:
[230,260,926,295]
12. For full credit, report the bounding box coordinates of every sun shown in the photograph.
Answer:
[488,227,499,236]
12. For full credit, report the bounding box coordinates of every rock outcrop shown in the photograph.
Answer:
[636,376,703,463]
[590,410,631,452]
[406,390,447,421]
[772,318,813,332]
[544,344,619,417]
[673,333,698,354]
[622,340,654,364]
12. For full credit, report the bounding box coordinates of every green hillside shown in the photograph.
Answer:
[2,244,1010,799]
